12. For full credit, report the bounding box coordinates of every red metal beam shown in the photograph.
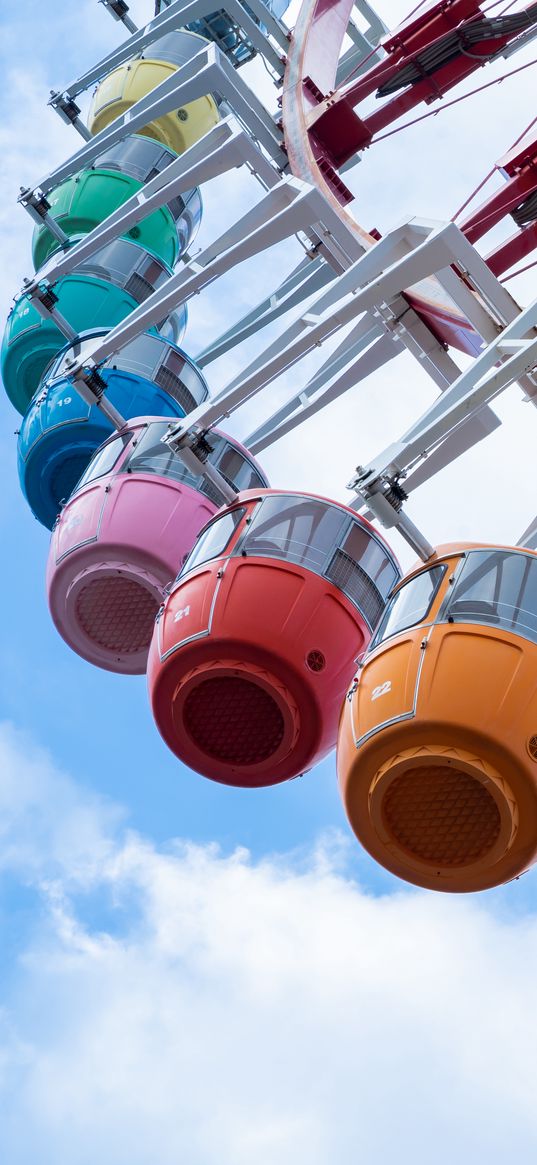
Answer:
[310,7,526,165]
[282,0,489,356]
[459,130,537,275]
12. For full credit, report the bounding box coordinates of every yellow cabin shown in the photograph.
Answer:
[88,30,219,155]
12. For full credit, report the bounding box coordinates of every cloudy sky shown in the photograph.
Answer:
[1,0,537,1160]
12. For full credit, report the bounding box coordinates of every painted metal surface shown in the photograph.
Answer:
[46,418,269,673]
[338,544,537,892]
[18,363,191,529]
[87,31,220,154]
[32,169,182,270]
[281,0,537,354]
[148,488,400,786]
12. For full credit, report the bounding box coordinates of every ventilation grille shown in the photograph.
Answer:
[155,366,197,413]
[124,272,156,303]
[325,549,384,628]
[75,576,160,655]
[200,478,228,506]
[183,676,284,765]
[383,766,502,867]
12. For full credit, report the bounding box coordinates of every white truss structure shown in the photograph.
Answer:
[15,0,537,558]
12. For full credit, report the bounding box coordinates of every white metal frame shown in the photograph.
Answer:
[13,0,537,550]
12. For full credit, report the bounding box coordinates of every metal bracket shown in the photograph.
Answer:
[61,176,336,376]
[47,92,91,141]
[349,473,435,562]
[31,41,286,205]
[23,117,281,295]
[99,0,138,33]
[17,187,69,246]
[162,426,238,503]
[51,0,288,110]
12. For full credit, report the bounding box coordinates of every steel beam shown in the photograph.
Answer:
[23,118,281,294]
[30,42,286,204]
[55,0,287,105]
[246,323,396,452]
[195,253,334,365]
[350,296,537,497]
[65,177,333,378]
[99,0,138,33]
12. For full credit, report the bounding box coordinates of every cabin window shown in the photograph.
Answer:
[95,136,174,183]
[372,564,446,645]
[124,423,265,505]
[179,508,245,577]
[241,495,347,572]
[74,430,131,490]
[238,495,400,623]
[214,440,268,492]
[446,550,537,643]
[126,421,200,486]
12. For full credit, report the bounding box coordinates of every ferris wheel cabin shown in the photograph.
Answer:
[2,238,179,415]
[46,419,268,674]
[338,544,537,892]
[87,30,220,154]
[32,134,202,271]
[148,490,400,788]
[18,331,206,529]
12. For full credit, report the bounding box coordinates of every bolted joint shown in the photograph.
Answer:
[32,282,59,313]
[18,187,50,216]
[100,0,129,16]
[99,0,138,31]
[383,480,408,513]
[49,91,83,124]
[359,476,406,528]
[162,423,237,506]
[71,366,107,405]
[189,430,214,463]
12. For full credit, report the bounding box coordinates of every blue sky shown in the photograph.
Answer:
[1,1,537,1160]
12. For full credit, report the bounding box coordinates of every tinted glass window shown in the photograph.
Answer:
[147,32,201,66]
[127,422,198,486]
[108,333,162,380]
[324,521,400,629]
[75,431,131,490]
[337,523,399,600]
[216,443,267,491]
[373,565,445,645]
[47,333,108,383]
[123,424,264,504]
[171,187,203,250]
[124,422,229,506]
[179,508,245,576]
[95,136,175,182]
[156,307,188,345]
[446,550,537,642]
[242,496,346,572]
[78,240,167,290]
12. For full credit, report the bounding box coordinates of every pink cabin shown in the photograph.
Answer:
[46,417,268,674]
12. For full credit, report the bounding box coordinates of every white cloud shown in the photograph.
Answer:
[1,722,537,1163]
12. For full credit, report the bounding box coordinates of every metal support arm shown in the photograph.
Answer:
[54,0,287,106]
[29,42,286,204]
[23,118,281,294]
[350,296,537,500]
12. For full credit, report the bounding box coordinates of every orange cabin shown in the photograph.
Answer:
[148,489,400,788]
[337,543,537,893]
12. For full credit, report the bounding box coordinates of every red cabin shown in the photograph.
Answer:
[148,489,400,787]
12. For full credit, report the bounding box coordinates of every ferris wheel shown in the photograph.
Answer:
[5,0,537,894]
